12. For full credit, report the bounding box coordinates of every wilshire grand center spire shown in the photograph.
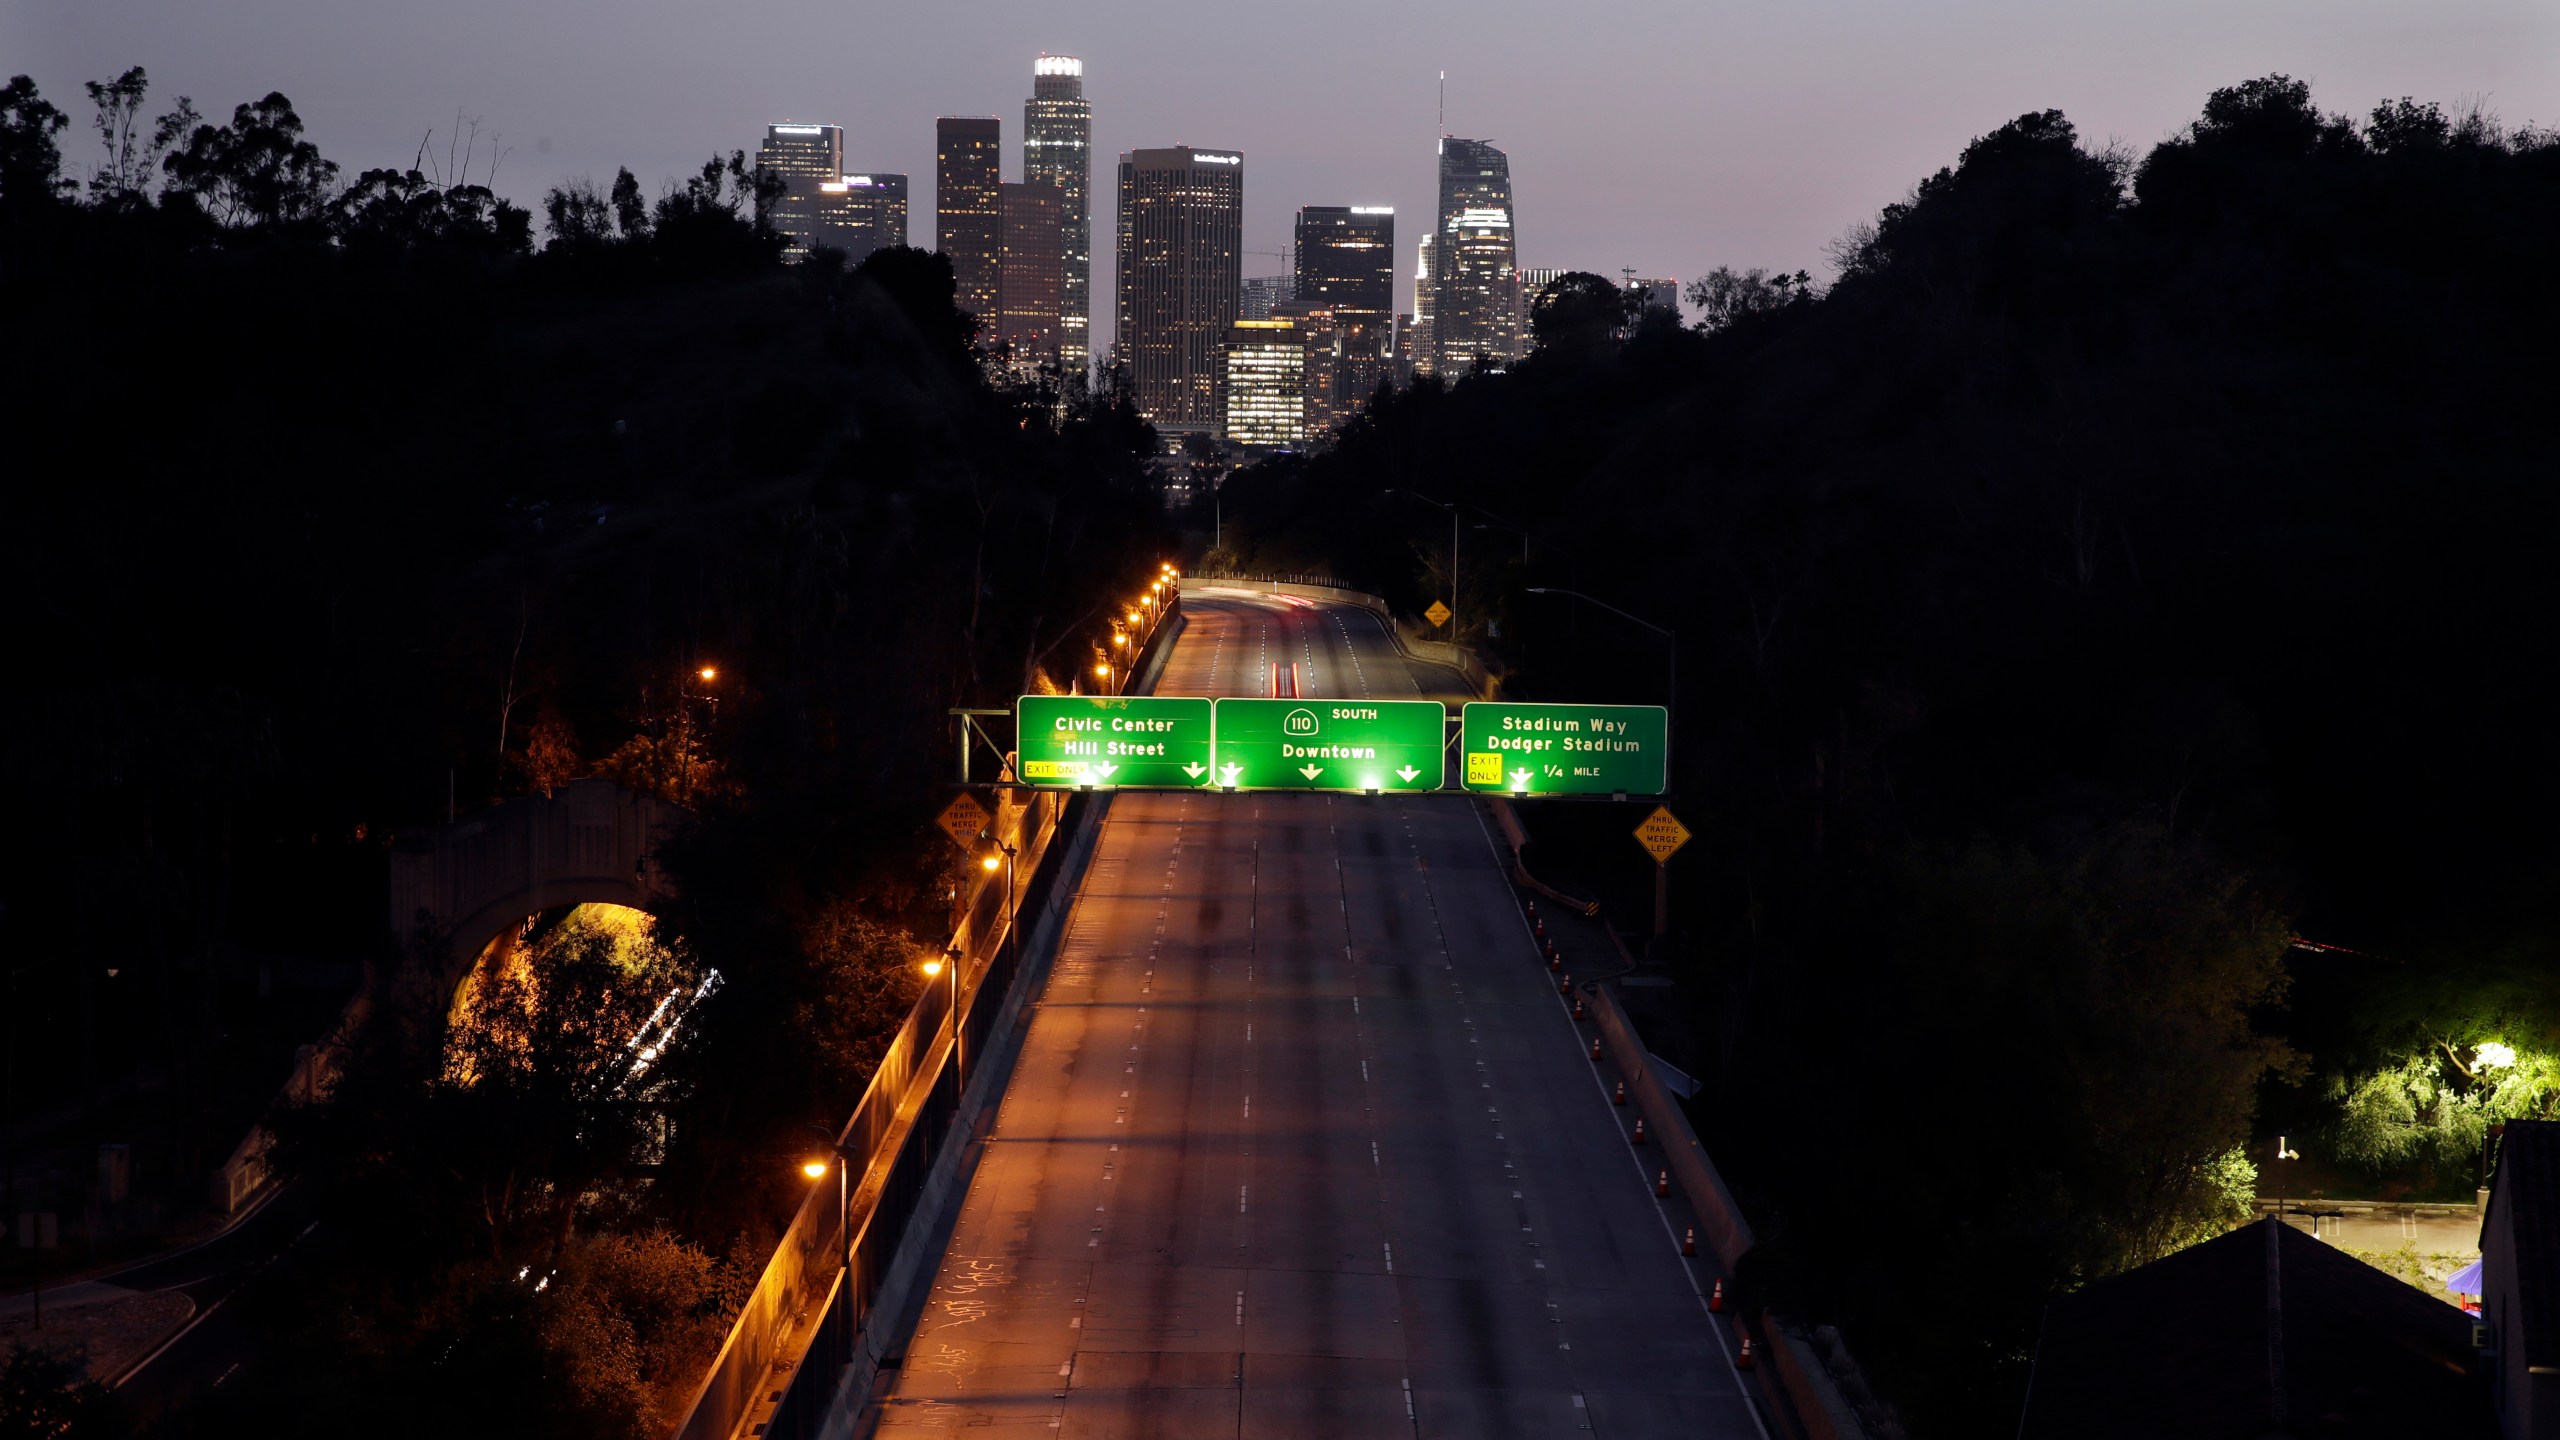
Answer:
[1024,56,1093,374]
[1430,137,1523,373]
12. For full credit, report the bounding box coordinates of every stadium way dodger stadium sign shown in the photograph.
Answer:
[1460,703,1668,796]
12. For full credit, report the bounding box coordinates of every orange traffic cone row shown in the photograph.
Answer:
[1709,1279,1726,1310]
[1613,1081,1627,1106]
[1682,1227,1698,1258]
[1656,1169,1670,1197]
[1735,1333,1755,1371]
[1632,1119,1648,1145]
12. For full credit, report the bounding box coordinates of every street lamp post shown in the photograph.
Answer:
[923,945,964,1095]
[2273,1135,2300,1222]
[1385,489,1461,639]
[1524,587,1680,939]
[802,1126,861,1272]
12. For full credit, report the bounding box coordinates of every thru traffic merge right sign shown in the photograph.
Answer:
[1633,805,1692,865]
[937,792,992,852]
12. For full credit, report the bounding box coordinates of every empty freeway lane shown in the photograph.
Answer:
[864,593,1763,1439]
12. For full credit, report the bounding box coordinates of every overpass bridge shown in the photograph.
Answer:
[853,592,1770,1438]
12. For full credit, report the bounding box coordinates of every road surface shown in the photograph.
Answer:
[863,591,1766,1439]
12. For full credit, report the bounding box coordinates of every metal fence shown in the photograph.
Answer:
[666,783,1073,1440]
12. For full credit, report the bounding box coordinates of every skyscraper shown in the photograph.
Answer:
[1409,239,1437,378]
[1221,319,1304,448]
[1238,274,1296,321]
[815,173,906,265]
[757,123,843,264]
[997,180,1065,366]
[935,117,1002,322]
[1430,137,1522,372]
[1295,205,1395,421]
[1023,57,1093,374]
[1115,145,1244,437]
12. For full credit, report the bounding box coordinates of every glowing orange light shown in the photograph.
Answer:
[921,958,946,978]
[802,1160,829,1180]
[698,666,718,682]
[981,854,1002,873]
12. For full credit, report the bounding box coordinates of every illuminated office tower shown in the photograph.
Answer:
[1274,299,1344,435]
[1115,145,1244,437]
[1625,276,1680,314]
[1023,56,1093,373]
[935,117,1002,321]
[1409,239,1437,377]
[757,123,843,263]
[814,173,906,264]
[998,180,1065,366]
[1221,318,1304,448]
[1295,205,1394,420]
[1430,137,1522,372]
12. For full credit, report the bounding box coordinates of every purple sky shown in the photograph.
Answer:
[17,0,2556,350]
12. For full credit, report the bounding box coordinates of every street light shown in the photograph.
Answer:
[803,1123,862,1273]
[2273,1135,2301,1221]
[1384,489,1461,637]
[1524,587,1680,940]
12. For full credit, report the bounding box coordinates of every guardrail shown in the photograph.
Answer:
[670,583,1184,1440]
[667,781,1068,1440]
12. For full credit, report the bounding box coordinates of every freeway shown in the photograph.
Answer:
[863,592,1767,1438]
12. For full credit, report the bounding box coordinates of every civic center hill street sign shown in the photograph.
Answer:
[1460,703,1669,796]
[1210,698,1445,791]
[1015,695,1215,787]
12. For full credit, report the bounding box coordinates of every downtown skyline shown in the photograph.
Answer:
[20,0,2551,359]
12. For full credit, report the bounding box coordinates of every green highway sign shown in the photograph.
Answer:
[1015,695,1215,788]
[1210,698,1446,791]
[1460,702,1669,796]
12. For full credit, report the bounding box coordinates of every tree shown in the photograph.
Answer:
[0,1343,120,1440]
[81,67,194,208]
[541,176,615,249]
[0,75,72,212]
[1684,266,1812,332]
[1525,270,1637,354]
[333,167,532,257]
[608,166,650,240]
[163,91,339,231]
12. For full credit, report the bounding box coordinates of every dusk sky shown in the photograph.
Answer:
[16,0,2556,348]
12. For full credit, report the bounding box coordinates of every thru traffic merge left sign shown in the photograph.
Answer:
[1633,805,1692,865]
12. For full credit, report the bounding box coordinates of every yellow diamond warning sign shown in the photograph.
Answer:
[1425,600,1453,628]
[936,792,992,852]
[1633,805,1692,865]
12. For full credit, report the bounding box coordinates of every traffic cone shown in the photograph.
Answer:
[1526,899,1539,921]
[1683,1228,1698,1258]
[1548,949,1562,974]
[1589,1037,1603,1062]
[1735,1334,1755,1371]
[1534,916,1547,939]
[1656,1169,1670,1197]
[1708,1278,1725,1310]
[1571,998,1586,1020]
[1613,1081,1627,1106]
[1559,974,1573,996]
[1632,1119,1648,1145]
